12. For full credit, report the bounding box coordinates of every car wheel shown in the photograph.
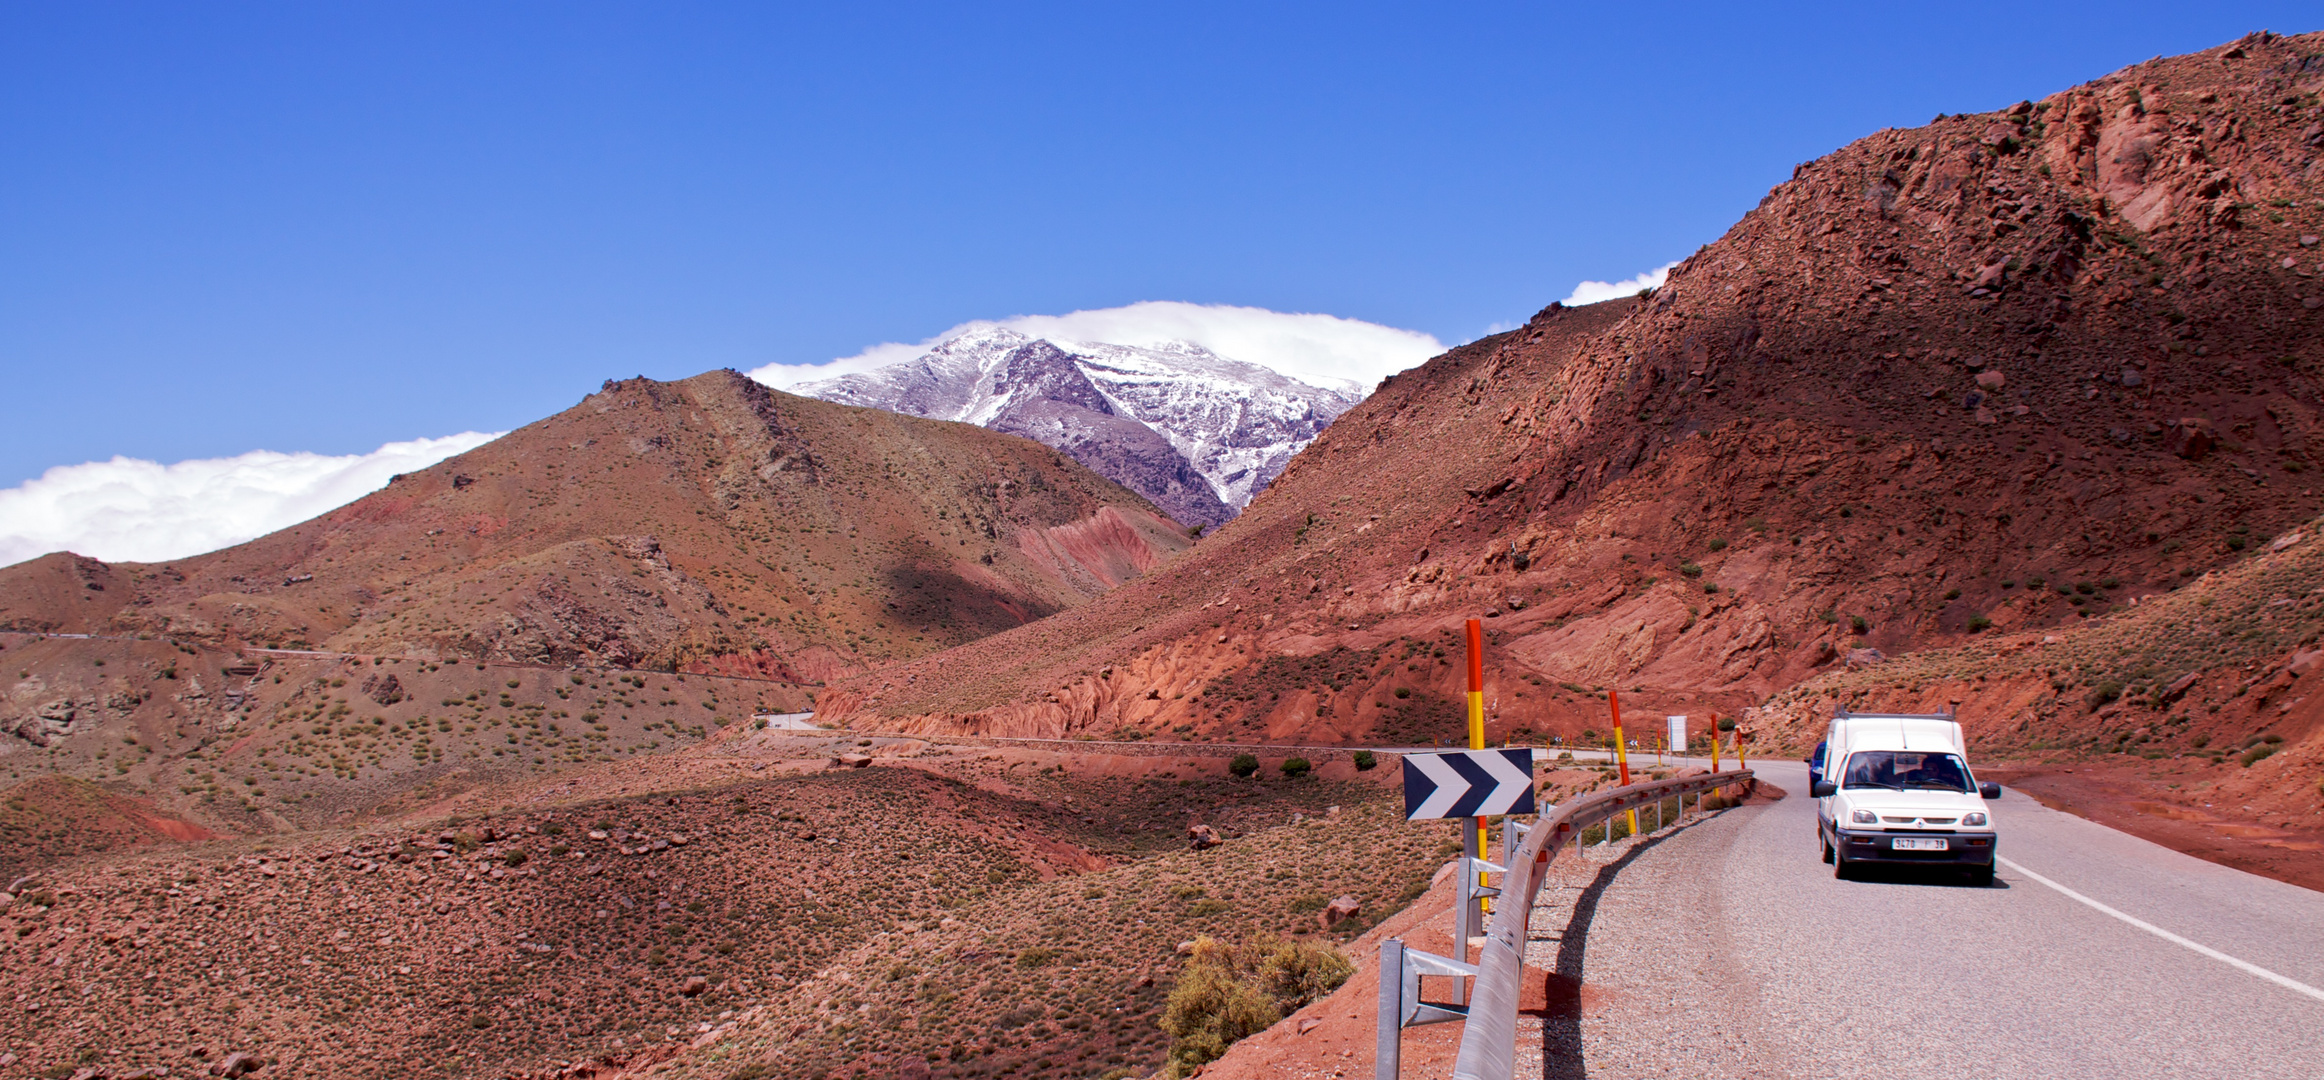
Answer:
[1821,836,1835,864]
[1833,853,1853,881]
[1967,865,1994,887]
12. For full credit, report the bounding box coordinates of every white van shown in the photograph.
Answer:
[1809,711,2002,885]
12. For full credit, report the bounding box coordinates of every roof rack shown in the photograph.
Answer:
[1832,708,1956,721]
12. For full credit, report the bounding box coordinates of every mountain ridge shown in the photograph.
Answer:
[795,326,1363,527]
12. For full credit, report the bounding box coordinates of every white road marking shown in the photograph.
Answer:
[1998,855,2324,1005]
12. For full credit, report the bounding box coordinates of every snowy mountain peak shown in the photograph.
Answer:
[798,331,1363,528]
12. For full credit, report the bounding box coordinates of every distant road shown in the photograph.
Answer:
[1551,758,2324,1079]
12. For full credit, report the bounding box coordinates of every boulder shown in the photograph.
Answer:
[359,674,405,706]
[833,754,872,769]
[209,1052,262,1078]
[2164,417,2215,460]
[681,975,709,997]
[1321,895,1363,928]
[1187,824,1221,850]
[1843,647,1887,669]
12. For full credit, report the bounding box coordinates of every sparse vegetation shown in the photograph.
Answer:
[1160,935,1353,1077]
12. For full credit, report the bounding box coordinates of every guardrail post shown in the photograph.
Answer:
[1376,938,1402,1080]
[1375,937,1478,1079]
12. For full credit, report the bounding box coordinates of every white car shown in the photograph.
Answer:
[1810,711,2002,885]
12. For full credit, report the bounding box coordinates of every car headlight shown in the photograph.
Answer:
[1850,808,1878,825]
[1962,812,1988,827]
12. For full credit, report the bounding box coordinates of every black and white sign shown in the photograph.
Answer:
[1401,748,1535,820]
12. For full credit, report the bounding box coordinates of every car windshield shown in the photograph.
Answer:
[1841,751,1971,792]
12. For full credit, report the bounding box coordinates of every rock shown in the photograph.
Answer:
[681,975,709,997]
[359,673,405,706]
[1187,824,1221,850]
[2120,367,2144,388]
[210,1052,262,1077]
[1175,940,1197,956]
[1973,407,1997,425]
[2270,532,2304,552]
[1296,1017,1323,1035]
[833,754,872,769]
[2303,235,2320,247]
[2164,417,2215,460]
[1973,370,2006,389]
[1321,896,1363,928]
[1843,647,1886,669]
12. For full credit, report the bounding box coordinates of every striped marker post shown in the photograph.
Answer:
[1464,619,1488,924]
[1609,690,1637,837]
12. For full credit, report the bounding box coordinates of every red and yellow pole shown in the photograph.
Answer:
[1609,689,1637,837]
[1708,712,1722,800]
[1465,619,1488,906]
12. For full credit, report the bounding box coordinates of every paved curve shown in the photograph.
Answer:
[1528,758,2324,1080]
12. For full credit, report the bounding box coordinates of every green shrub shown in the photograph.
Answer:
[503,850,527,868]
[1351,750,1377,771]
[1228,753,1260,778]
[1279,757,1313,779]
[1849,615,1870,634]
[2241,744,2278,767]
[1016,946,1058,969]
[1706,538,1728,552]
[1393,687,1411,699]
[1161,936,1352,1077]
[1678,562,1703,578]
[2087,682,2123,709]
[1967,615,1992,633]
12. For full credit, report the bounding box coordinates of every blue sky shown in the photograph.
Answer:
[4,2,2316,489]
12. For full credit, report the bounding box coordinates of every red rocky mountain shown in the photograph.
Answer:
[820,32,2324,765]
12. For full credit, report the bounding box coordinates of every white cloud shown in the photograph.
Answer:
[748,300,1445,394]
[1562,260,1681,307]
[0,432,503,569]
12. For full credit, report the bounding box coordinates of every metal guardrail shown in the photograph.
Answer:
[1375,767,1756,1080]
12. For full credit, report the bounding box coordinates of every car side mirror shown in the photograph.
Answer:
[1979,782,2002,800]
[1811,781,1837,798]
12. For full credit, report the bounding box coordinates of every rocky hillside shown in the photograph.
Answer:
[0,370,1190,681]
[797,326,1363,528]
[0,741,1442,1080]
[815,32,2324,763]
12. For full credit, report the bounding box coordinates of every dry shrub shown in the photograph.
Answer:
[1160,934,1353,1076]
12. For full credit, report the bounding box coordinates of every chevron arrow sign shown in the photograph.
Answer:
[1401,749,1536,820]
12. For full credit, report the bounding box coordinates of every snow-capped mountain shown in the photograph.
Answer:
[796,326,1363,528]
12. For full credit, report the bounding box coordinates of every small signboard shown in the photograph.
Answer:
[1668,715,1687,755]
[1401,748,1535,820]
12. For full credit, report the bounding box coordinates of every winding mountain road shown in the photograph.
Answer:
[1533,758,2324,1080]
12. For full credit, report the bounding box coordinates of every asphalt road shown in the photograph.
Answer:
[1535,757,2324,1080]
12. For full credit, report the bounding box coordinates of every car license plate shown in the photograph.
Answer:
[1893,837,1948,851]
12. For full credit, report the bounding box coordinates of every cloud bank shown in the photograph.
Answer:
[1562,261,1681,307]
[0,432,503,569]
[748,301,1446,394]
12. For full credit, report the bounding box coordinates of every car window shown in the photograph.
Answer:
[1841,751,1971,792]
